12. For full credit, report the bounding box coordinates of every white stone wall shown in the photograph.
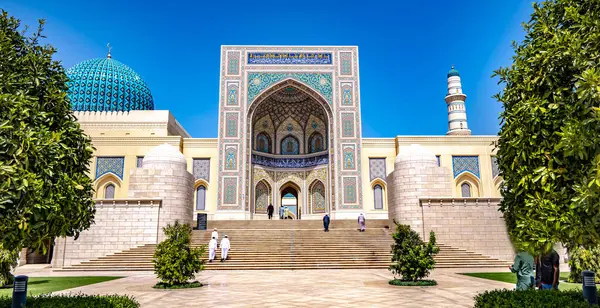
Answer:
[52,199,161,268]
[420,198,514,262]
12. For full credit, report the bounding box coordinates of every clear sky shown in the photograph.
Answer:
[4,0,533,138]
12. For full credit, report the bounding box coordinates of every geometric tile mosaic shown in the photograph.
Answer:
[369,158,386,181]
[340,52,352,76]
[491,156,500,178]
[95,157,124,179]
[227,51,240,75]
[193,158,210,182]
[452,156,480,178]
[247,72,333,105]
[342,177,357,204]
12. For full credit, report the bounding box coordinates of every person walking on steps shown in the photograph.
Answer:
[358,213,366,232]
[220,235,230,262]
[323,213,330,232]
[211,228,219,247]
[208,236,217,263]
[267,204,274,220]
[279,205,285,220]
[536,249,560,290]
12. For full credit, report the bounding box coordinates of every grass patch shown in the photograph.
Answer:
[0,276,122,296]
[461,272,597,291]
[152,281,202,289]
[388,279,437,286]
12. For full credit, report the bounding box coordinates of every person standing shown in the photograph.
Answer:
[323,213,330,232]
[358,213,366,232]
[509,251,535,290]
[279,206,285,219]
[284,206,290,219]
[267,204,274,220]
[536,249,560,290]
[220,235,230,262]
[211,228,219,247]
[208,236,217,263]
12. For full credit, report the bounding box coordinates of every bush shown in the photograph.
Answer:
[153,281,202,289]
[568,245,600,283]
[0,245,18,286]
[474,289,599,308]
[388,222,439,282]
[388,279,437,287]
[153,221,205,286]
[0,293,139,308]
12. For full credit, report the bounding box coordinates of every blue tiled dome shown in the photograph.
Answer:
[447,66,460,78]
[66,58,154,112]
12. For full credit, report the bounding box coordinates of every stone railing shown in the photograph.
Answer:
[95,198,163,208]
[252,151,328,168]
[419,197,502,207]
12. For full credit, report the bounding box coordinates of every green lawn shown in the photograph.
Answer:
[0,276,122,296]
[461,272,596,291]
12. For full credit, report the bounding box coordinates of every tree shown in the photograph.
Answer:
[388,222,439,282]
[0,11,95,253]
[494,0,600,253]
[0,244,18,286]
[153,221,205,286]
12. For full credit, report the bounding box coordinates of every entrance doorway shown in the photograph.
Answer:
[280,184,300,219]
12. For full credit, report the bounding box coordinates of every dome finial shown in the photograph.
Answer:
[451,64,455,69]
[107,43,112,59]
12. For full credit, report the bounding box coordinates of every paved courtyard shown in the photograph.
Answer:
[16,267,513,307]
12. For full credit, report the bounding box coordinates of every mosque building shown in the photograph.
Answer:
[44,46,515,268]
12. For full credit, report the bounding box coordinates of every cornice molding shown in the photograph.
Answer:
[90,136,181,147]
[95,198,163,208]
[183,138,219,149]
[419,197,502,207]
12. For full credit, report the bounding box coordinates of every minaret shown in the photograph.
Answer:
[445,65,471,135]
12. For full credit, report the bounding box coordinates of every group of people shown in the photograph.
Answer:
[208,228,230,263]
[266,204,291,220]
[509,248,561,290]
[320,213,366,232]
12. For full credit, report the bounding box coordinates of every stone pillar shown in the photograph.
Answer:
[129,143,194,241]
[386,144,453,237]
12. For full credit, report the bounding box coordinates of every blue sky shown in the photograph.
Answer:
[4,0,533,138]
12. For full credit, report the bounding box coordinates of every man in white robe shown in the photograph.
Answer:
[211,228,219,247]
[220,235,230,262]
[208,236,217,263]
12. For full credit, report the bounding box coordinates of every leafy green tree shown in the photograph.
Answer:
[0,244,18,286]
[388,222,439,282]
[494,0,600,253]
[153,221,205,286]
[0,11,95,253]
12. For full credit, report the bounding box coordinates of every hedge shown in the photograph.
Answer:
[0,293,139,308]
[474,289,599,308]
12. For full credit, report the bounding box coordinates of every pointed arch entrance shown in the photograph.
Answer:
[247,78,334,219]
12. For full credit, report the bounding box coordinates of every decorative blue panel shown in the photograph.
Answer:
[280,135,299,155]
[369,158,386,181]
[252,154,328,168]
[193,158,210,181]
[452,156,480,178]
[95,157,124,179]
[136,156,144,168]
[248,52,332,65]
[247,73,333,104]
[67,58,154,112]
[491,156,500,178]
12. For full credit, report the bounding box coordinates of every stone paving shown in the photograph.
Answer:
[13,266,516,308]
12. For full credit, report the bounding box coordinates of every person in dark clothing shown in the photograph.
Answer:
[536,249,560,290]
[323,213,330,232]
[267,204,274,220]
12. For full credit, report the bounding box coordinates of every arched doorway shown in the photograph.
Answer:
[280,182,301,219]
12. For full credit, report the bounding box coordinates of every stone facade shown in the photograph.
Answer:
[52,199,162,268]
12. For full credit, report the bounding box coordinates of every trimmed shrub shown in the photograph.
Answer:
[568,245,600,283]
[388,222,439,282]
[474,289,599,308]
[388,279,437,286]
[0,293,139,307]
[0,245,18,286]
[153,281,202,289]
[153,221,205,286]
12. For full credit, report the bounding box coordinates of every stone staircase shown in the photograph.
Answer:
[57,220,510,271]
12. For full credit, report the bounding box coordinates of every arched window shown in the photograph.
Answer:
[256,133,271,153]
[196,186,206,210]
[104,184,115,199]
[374,184,383,209]
[308,132,325,153]
[461,182,471,197]
[280,135,299,155]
